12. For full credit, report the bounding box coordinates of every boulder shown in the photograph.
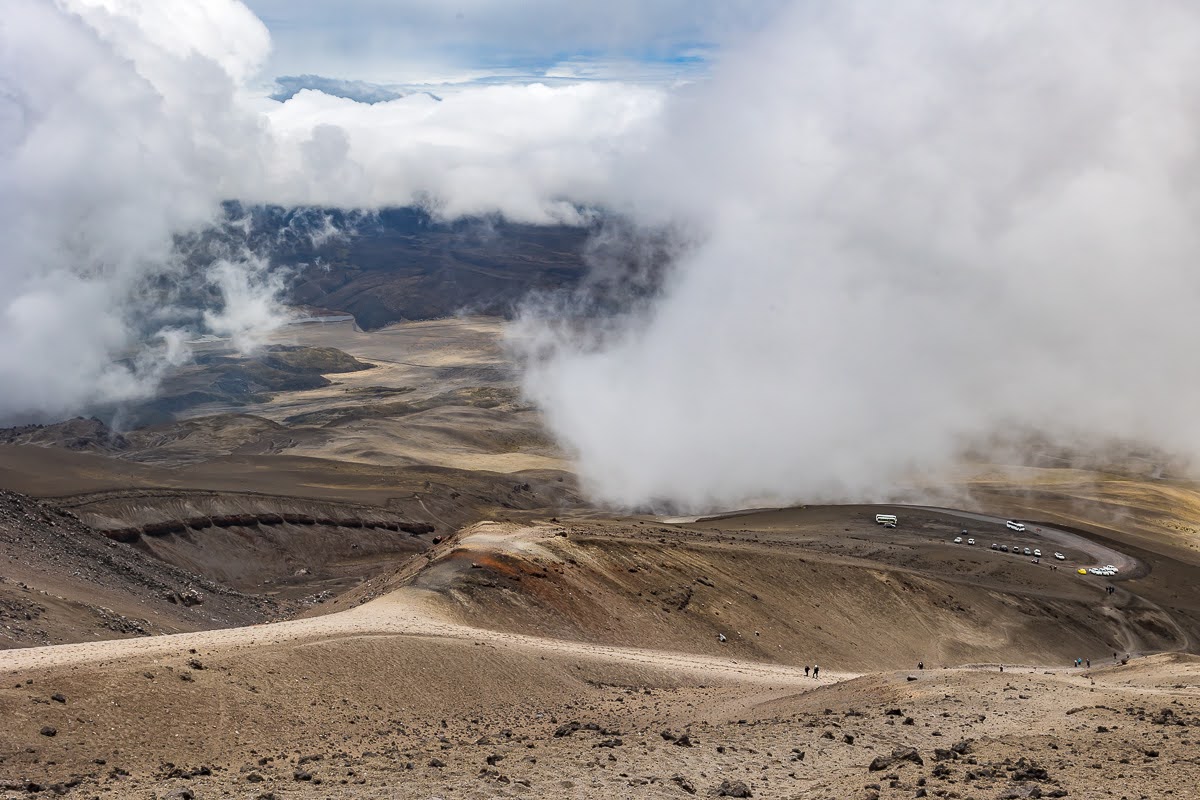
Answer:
[716,779,753,797]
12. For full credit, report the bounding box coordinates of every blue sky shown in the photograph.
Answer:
[241,0,786,87]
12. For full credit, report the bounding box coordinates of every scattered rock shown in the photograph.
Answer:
[1012,766,1050,782]
[671,774,697,794]
[554,722,582,737]
[716,778,753,797]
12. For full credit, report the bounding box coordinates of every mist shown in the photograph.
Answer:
[0,0,659,423]
[0,0,277,421]
[517,1,1200,510]
[8,1,1200,512]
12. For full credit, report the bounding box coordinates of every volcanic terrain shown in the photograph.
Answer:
[1,317,1199,799]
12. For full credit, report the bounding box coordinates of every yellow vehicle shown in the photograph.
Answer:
[1077,568,1087,575]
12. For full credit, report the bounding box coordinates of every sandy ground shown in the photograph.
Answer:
[202,317,569,473]
[3,514,1200,798]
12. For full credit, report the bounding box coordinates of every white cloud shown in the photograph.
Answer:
[203,256,292,353]
[256,82,663,222]
[11,0,1200,520]
[0,0,276,420]
[0,0,662,421]
[518,0,1200,510]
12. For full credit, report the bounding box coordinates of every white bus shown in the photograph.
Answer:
[875,514,898,528]
[1006,520,1026,532]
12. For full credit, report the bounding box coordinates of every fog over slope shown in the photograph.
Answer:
[6,1,1200,509]
[519,1,1200,509]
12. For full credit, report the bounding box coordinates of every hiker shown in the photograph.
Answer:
[999,665,1004,673]
[1086,658,1090,668]
[718,633,727,643]
[813,665,819,679]
[804,665,810,677]
[918,661,924,670]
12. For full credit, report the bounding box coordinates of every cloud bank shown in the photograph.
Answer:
[0,0,660,422]
[9,0,1200,515]
[0,0,276,421]
[519,0,1200,510]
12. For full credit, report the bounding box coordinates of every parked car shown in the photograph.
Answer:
[1023,547,1032,555]
[953,536,963,544]
[1054,552,1065,560]
[967,538,976,545]
[1033,549,1041,557]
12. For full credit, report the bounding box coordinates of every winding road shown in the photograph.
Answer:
[912,505,1143,576]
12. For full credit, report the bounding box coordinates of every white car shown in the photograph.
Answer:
[967,538,976,545]
[1033,549,1041,557]
[1023,547,1032,555]
[953,536,963,544]
[1054,552,1065,560]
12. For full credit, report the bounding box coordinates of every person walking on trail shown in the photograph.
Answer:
[1086,658,1090,668]
[804,665,810,677]
[813,665,819,679]
[918,661,924,670]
